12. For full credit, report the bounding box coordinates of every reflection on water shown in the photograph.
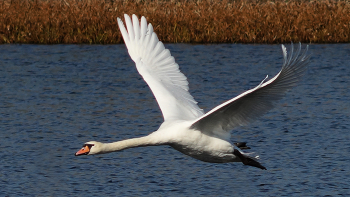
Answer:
[0,44,349,196]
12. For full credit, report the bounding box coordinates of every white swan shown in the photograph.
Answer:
[75,14,310,170]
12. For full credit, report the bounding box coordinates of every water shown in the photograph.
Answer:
[0,44,349,196]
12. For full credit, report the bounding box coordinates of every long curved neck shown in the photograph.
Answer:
[101,135,159,153]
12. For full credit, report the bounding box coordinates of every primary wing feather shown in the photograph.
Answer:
[190,43,310,139]
[118,14,204,121]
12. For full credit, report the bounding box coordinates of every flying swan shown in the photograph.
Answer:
[75,14,310,170]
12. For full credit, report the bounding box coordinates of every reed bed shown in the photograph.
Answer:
[0,0,350,44]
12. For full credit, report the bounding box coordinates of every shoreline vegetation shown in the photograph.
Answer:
[1,0,350,44]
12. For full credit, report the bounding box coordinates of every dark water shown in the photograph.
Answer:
[0,44,349,196]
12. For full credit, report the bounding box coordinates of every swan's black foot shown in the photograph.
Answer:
[234,142,251,149]
[233,149,267,170]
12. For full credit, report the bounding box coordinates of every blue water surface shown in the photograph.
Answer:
[0,44,349,196]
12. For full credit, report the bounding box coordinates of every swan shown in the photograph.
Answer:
[75,14,310,170]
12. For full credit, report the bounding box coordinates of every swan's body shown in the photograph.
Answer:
[76,14,310,170]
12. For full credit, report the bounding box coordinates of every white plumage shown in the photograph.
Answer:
[75,14,310,170]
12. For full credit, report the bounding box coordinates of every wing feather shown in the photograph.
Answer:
[118,14,204,121]
[190,43,310,139]
[132,14,140,41]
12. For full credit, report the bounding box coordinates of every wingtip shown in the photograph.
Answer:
[117,17,123,24]
[281,44,286,50]
[281,44,287,59]
[132,14,138,21]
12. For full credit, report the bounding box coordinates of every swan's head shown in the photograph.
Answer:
[75,141,103,156]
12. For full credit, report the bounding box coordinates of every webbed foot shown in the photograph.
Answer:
[234,142,251,149]
[233,149,266,170]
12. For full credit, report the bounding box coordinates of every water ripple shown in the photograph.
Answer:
[0,44,349,196]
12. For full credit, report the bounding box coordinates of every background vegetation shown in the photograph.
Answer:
[0,0,349,44]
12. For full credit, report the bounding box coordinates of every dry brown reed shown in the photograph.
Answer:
[0,0,350,44]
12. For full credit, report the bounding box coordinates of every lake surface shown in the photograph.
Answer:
[0,44,349,196]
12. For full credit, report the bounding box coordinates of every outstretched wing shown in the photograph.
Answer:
[117,14,204,121]
[190,43,310,139]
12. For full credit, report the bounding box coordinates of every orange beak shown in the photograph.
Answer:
[75,145,91,156]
